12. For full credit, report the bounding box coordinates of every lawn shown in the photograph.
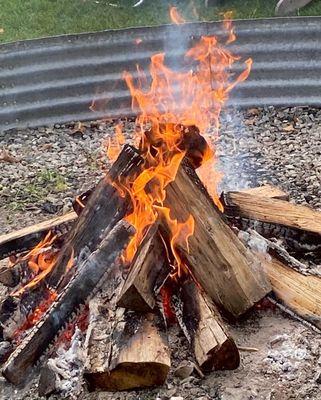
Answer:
[0,0,321,44]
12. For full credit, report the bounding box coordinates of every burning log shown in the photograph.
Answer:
[222,190,321,235]
[2,220,133,385]
[84,257,170,391]
[162,162,271,317]
[47,145,142,289]
[173,278,240,372]
[0,212,76,261]
[117,224,171,312]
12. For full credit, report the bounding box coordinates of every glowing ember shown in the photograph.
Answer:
[13,288,58,344]
[108,12,251,275]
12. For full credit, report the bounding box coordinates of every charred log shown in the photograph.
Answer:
[47,145,142,289]
[2,221,133,385]
[173,278,239,372]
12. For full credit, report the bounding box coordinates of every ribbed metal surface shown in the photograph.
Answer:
[0,16,321,132]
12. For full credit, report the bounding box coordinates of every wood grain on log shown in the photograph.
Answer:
[240,184,289,201]
[0,212,77,261]
[262,256,321,330]
[162,163,271,317]
[2,221,133,385]
[223,191,321,235]
[117,224,170,312]
[174,279,239,372]
[85,256,170,391]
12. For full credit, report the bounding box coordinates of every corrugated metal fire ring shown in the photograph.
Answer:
[0,16,321,132]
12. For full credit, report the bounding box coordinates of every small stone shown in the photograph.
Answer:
[174,361,195,379]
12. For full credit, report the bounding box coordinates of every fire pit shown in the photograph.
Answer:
[1,13,321,400]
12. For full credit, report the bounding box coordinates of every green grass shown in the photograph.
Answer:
[0,0,321,44]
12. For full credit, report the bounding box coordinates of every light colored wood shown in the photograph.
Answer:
[224,191,321,234]
[163,163,271,317]
[241,184,289,201]
[263,256,321,329]
[175,279,239,372]
[0,212,77,260]
[117,224,170,312]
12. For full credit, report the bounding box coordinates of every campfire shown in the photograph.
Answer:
[1,12,321,398]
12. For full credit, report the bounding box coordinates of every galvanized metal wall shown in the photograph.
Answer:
[0,17,320,132]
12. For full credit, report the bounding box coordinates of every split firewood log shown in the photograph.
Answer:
[84,244,170,391]
[48,144,143,290]
[240,184,289,201]
[2,220,134,385]
[173,278,240,372]
[117,223,171,312]
[0,212,76,261]
[161,162,271,317]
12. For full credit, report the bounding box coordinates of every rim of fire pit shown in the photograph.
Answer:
[1,16,321,133]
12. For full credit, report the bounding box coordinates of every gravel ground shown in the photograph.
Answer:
[1,106,321,399]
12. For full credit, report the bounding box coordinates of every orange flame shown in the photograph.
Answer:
[108,15,251,272]
[169,6,186,24]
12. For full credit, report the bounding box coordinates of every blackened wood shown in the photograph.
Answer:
[173,279,239,372]
[2,221,133,385]
[48,145,142,289]
[0,212,76,261]
[117,224,170,312]
[162,162,271,317]
[0,263,23,287]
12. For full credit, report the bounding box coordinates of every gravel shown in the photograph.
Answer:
[1,106,321,399]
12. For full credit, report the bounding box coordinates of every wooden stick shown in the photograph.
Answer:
[0,212,77,261]
[222,191,321,235]
[2,221,134,385]
[117,224,170,312]
[173,279,239,372]
[162,162,271,317]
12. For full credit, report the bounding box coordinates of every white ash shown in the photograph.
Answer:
[238,229,269,255]
[264,333,308,376]
[46,327,86,398]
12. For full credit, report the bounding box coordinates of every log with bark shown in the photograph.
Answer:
[2,220,134,385]
[161,162,271,317]
[117,224,171,312]
[173,278,240,372]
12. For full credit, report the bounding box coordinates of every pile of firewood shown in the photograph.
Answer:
[1,143,321,396]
